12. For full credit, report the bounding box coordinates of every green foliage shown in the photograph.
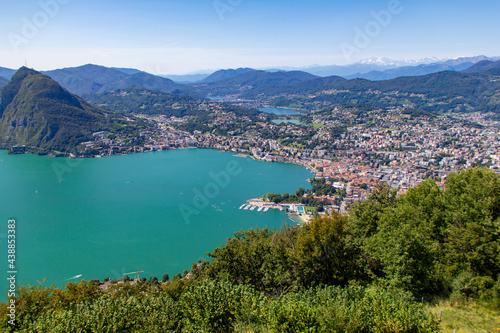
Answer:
[7,281,439,333]
[180,280,257,332]
[205,227,300,294]
[24,293,183,333]
[260,286,438,333]
[347,168,500,299]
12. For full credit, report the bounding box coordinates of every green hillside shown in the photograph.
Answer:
[86,86,201,117]
[0,67,116,153]
[243,70,500,113]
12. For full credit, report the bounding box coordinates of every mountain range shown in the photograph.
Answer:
[300,56,495,78]
[0,67,118,153]
[0,56,498,90]
[242,64,500,113]
[42,64,202,99]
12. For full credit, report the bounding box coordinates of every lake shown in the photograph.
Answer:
[257,107,300,115]
[208,97,236,101]
[0,149,312,291]
[272,119,303,125]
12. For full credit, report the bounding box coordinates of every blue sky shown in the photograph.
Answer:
[1,0,499,74]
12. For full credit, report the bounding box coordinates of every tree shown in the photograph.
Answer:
[297,213,363,287]
[205,227,301,293]
[162,273,170,283]
[442,168,500,279]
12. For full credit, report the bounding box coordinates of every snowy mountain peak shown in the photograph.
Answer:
[358,57,440,67]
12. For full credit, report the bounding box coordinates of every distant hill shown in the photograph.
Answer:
[463,60,500,73]
[0,76,8,89]
[101,72,203,99]
[192,70,319,96]
[111,67,144,75]
[0,67,115,153]
[86,86,201,117]
[44,64,202,99]
[161,73,211,84]
[200,68,255,83]
[0,67,16,80]
[44,64,129,96]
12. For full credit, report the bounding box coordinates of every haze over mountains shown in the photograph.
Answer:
[158,56,500,83]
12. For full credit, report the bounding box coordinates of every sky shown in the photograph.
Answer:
[0,0,499,74]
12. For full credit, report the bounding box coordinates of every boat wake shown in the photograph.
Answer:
[66,274,83,281]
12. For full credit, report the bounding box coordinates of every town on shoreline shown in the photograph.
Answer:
[7,105,500,215]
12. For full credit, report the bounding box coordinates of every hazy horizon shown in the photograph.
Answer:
[1,0,500,74]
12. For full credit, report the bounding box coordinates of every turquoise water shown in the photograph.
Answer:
[208,97,236,101]
[0,149,312,292]
[258,107,299,115]
[272,119,303,125]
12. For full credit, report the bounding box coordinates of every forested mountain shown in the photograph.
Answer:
[0,67,118,153]
[243,69,500,113]
[192,70,319,96]
[200,67,255,83]
[44,64,201,99]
